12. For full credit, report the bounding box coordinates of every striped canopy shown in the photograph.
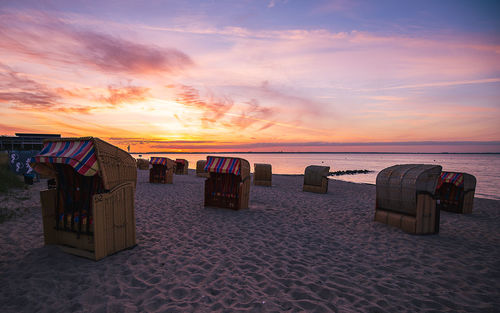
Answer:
[175,159,186,165]
[31,140,99,176]
[438,172,464,188]
[150,157,169,165]
[204,156,241,175]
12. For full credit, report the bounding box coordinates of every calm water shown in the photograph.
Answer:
[133,153,500,200]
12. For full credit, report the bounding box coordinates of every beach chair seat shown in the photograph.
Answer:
[303,165,330,193]
[436,172,476,213]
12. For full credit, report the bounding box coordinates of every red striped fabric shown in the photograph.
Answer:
[31,140,99,176]
[150,157,169,165]
[204,156,241,175]
[438,171,464,188]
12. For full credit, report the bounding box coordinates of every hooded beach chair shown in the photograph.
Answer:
[136,158,149,170]
[30,137,137,260]
[303,165,330,193]
[253,163,272,186]
[375,164,442,234]
[149,157,174,184]
[204,156,250,210]
[174,159,189,175]
[196,160,209,178]
[436,171,476,213]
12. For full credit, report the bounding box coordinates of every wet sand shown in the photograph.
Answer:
[1,170,499,312]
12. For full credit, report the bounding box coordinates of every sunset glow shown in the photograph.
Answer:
[1,1,499,152]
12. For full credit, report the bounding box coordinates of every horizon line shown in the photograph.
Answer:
[129,151,500,155]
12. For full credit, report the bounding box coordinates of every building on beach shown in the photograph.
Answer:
[0,133,61,151]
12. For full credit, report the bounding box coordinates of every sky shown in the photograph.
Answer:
[0,0,499,153]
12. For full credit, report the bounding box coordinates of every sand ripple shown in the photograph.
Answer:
[1,170,499,312]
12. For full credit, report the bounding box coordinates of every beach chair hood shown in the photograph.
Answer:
[31,137,137,190]
[30,139,99,177]
[304,165,330,186]
[376,164,442,215]
[204,156,241,175]
[150,157,171,166]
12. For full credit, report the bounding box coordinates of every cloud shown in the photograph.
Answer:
[0,63,97,114]
[99,85,151,105]
[107,138,218,144]
[0,62,151,113]
[73,31,192,75]
[148,140,500,150]
[267,0,289,9]
[174,84,278,130]
[310,0,355,15]
[0,64,96,113]
[0,122,38,135]
[257,80,325,116]
[373,78,500,91]
[0,64,61,109]
[0,10,193,76]
[229,99,275,129]
[175,84,234,125]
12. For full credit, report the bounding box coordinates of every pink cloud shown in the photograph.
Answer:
[174,84,279,130]
[98,85,151,105]
[176,85,234,125]
[0,10,193,76]
[0,64,61,109]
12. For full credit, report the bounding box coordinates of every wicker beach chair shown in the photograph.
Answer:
[204,156,250,210]
[303,165,330,193]
[149,157,174,184]
[136,158,149,170]
[196,160,209,177]
[174,159,189,175]
[30,137,137,260]
[436,172,476,213]
[254,163,272,186]
[375,164,442,234]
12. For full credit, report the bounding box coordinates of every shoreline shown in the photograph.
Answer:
[1,170,499,312]
[130,151,500,155]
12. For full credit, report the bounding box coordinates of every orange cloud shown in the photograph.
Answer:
[99,85,151,105]
[0,64,97,113]
[174,84,279,130]
[175,85,234,125]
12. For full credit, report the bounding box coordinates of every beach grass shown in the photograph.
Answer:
[0,164,24,193]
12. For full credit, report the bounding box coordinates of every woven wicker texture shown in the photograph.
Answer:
[304,165,330,186]
[196,160,209,177]
[175,159,189,175]
[136,158,149,170]
[254,163,272,181]
[376,164,442,216]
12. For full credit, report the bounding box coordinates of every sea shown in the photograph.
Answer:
[132,153,500,200]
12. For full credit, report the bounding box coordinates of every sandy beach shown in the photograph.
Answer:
[1,169,499,312]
